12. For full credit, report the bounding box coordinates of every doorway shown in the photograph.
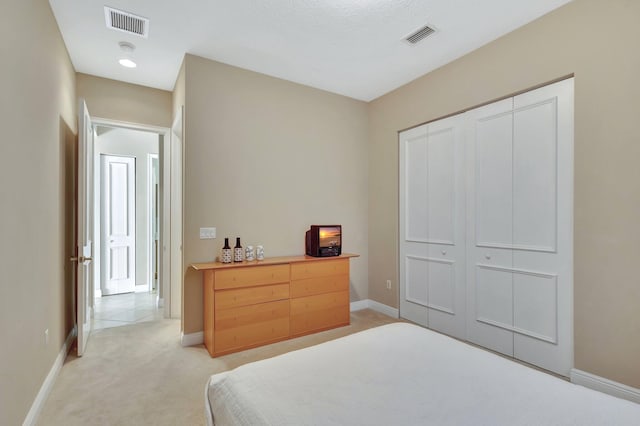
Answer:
[95,127,159,298]
[88,117,179,330]
[75,100,183,355]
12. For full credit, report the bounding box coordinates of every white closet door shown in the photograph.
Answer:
[467,79,573,375]
[466,98,515,357]
[399,114,466,339]
[511,79,573,375]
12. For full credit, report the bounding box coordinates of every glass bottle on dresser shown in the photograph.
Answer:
[221,238,232,264]
[234,237,244,262]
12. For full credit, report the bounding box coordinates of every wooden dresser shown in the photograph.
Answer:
[191,254,358,357]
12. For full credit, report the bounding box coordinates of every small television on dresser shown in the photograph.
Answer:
[305,225,341,257]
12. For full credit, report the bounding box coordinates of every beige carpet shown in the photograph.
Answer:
[37,309,399,426]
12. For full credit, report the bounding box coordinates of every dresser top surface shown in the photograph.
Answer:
[191,253,359,271]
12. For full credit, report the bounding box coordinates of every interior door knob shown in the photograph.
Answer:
[70,256,93,263]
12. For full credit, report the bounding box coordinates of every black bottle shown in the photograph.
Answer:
[221,238,232,263]
[234,237,243,262]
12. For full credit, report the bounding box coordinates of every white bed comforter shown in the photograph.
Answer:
[206,323,640,425]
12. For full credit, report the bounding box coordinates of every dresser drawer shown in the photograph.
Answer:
[291,259,349,280]
[215,300,289,331]
[290,305,349,335]
[215,317,290,353]
[290,274,349,298]
[215,264,290,290]
[215,283,289,310]
[289,290,349,315]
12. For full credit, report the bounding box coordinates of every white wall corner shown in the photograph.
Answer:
[181,331,204,347]
[349,299,399,319]
[23,326,77,426]
[570,368,640,404]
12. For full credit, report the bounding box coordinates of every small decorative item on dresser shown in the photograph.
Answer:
[245,245,255,261]
[256,245,264,260]
[221,238,232,264]
[234,237,244,262]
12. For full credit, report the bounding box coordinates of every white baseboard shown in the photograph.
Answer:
[23,326,77,426]
[367,299,400,318]
[156,296,164,308]
[181,331,204,347]
[570,368,640,404]
[349,300,369,311]
[349,299,399,319]
[95,288,102,298]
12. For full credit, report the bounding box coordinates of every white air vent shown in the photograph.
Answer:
[104,6,149,38]
[404,24,436,45]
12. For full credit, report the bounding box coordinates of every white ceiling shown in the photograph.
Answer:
[49,0,571,101]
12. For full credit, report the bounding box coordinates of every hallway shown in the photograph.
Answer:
[93,292,163,331]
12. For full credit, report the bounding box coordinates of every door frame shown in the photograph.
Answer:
[90,117,177,319]
[169,107,184,319]
[148,153,160,293]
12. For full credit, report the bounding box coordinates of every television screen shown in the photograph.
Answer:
[319,226,341,248]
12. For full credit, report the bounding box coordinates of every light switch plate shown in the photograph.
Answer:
[199,227,216,239]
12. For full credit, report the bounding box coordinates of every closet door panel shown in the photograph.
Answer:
[466,99,515,357]
[405,130,429,242]
[426,259,455,314]
[405,256,429,307]
[476,266,513,329]
[513,271,558,343]
[427,127,455,244]
[471,265,514,355]
[399,125,429,327]
[511,78,574,376]
[399,115,466,339]
[513,98,557,251]
[474,99,513,248]
[424,115,467,339]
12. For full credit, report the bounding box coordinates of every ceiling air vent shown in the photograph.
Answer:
[404,24,436,45]
[104,6,149,38]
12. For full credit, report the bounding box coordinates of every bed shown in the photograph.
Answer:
[205,323,640,425]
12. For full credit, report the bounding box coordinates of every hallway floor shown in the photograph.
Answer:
[93,291,164,331]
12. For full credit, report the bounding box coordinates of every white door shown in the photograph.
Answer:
[101,155,136,295]
[399,113,467,340]
[466,78,574,375]
[77,100,94,356]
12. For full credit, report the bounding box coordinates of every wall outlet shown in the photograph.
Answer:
[199,227,216,239]
[386,280,392,290]
[44,329,49,345]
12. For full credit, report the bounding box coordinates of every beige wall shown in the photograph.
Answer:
[368,0,640,388]
[0,1,77,424]
[77,73,172,128]
[182,54,369,334]
[172,58,186,120]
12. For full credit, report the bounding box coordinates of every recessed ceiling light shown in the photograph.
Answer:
[119,58,137,68]
[118,41,137,68]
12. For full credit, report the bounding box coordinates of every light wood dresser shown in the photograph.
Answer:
[191,254,358,357]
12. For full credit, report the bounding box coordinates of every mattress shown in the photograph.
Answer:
[206,323,640,425]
